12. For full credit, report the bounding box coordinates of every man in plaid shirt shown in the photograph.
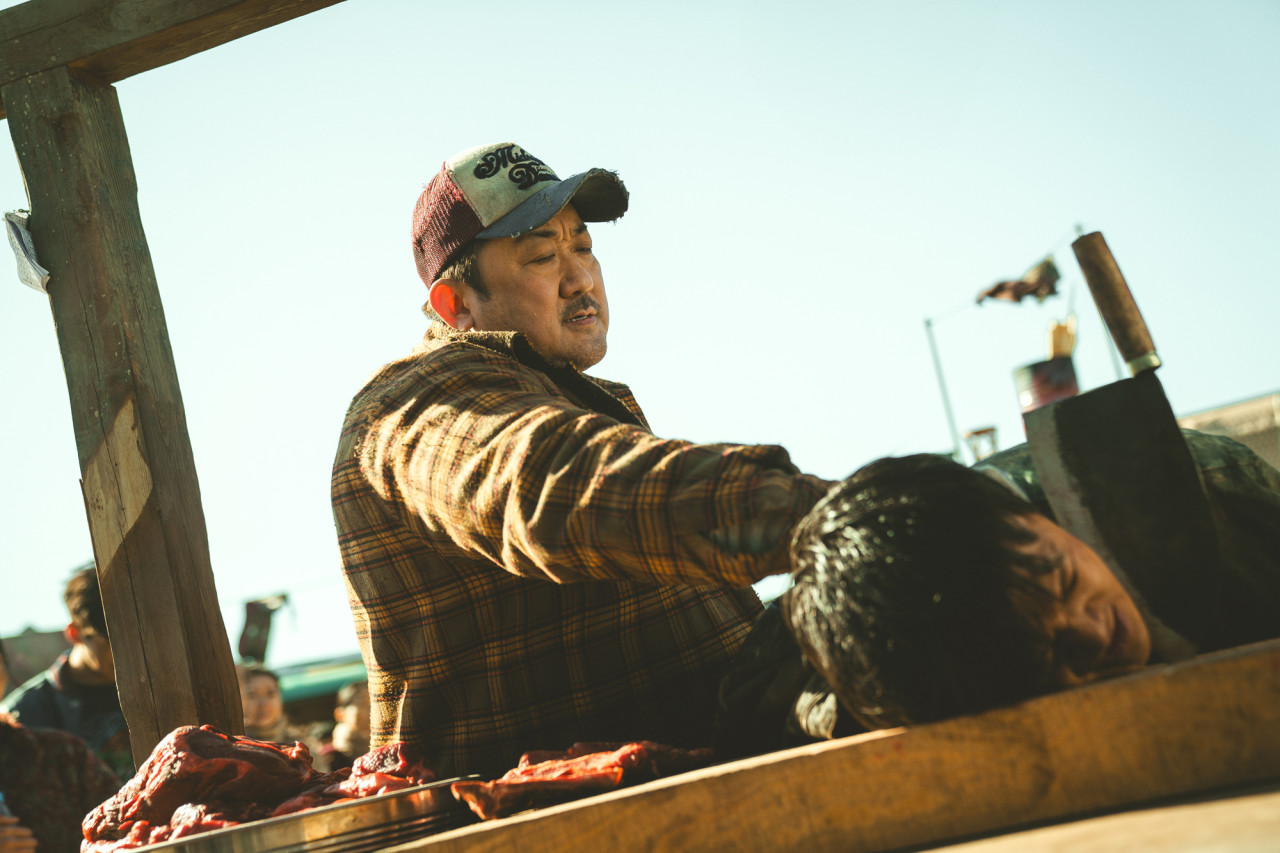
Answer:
[332,142,833,778]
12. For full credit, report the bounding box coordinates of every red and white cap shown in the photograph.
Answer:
[411,142,629,288]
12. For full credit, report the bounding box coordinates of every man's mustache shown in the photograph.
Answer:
[562,296,602,323]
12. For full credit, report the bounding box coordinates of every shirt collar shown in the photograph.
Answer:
[421,322,576,374]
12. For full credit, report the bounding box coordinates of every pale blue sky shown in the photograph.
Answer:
[2,0,1277,666]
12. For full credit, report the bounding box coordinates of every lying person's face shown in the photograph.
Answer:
[1011,513,1152,687]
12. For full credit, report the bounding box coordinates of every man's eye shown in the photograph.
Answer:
[529,254,554,265]
[1060,560,1079,601]
[576,245,594,254]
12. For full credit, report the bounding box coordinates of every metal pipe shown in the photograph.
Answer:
[924,316,965,463]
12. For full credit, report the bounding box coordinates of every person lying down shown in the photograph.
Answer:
[714,434,1280,756]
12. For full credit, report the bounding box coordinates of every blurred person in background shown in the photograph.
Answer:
[0,565,134,780]
[236,665,294,743]
[315,680,370,772]
[1,639,121,853]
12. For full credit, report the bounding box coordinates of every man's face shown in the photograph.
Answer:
[1011,513,1152,688]
[469,206,608,370]
[87,632,115,681]
[71,626,116,683]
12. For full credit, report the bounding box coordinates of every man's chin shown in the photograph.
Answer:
[528,331,607,371]
[552,333,606,371]
[572,340,607,371]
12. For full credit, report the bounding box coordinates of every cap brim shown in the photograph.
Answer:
[475,169,629,239]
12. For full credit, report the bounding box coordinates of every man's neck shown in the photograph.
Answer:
[65,645,114,686]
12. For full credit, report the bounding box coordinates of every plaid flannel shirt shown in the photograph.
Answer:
[332,325,832,778]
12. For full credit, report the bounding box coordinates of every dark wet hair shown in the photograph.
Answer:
[64,563,108,637]
[783,454,1060,729]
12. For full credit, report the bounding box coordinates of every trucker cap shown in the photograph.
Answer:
[411,142,629,288]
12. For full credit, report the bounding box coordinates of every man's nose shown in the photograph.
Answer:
[1059,609,1110,674]
[560,252,594,297]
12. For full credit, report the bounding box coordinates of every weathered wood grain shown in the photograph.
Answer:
[2,65,242,764]
[391,641,1280,853]
[929,784,1280,853]
[0,0,348,120]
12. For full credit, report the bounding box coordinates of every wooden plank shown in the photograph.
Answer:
[2,65,242,765]
[0,0,348,120]
[391,641,1280,853]
[927,784,1280,852]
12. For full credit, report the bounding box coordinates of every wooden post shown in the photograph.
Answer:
[3,65,242,764]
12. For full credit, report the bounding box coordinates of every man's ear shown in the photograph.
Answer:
[64,622,80,645]
[428,280,475,330]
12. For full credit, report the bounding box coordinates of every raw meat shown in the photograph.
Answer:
[269,742,435,816]
[451,741,714,820]
[82,729,438,851]
[325,741,435,799]
[84,726,317,844]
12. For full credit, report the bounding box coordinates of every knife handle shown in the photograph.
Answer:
[1072,231,1160,375]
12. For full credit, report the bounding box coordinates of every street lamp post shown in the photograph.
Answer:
[924,315,965,463]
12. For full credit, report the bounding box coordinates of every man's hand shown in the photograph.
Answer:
[0,816,37,853]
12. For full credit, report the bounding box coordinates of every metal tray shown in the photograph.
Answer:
[134,777,478,853]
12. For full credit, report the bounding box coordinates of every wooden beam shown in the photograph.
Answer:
[2,65,242,765]
[395,640,1280,853]
[924,785,1280,852]
[0,0,347,120]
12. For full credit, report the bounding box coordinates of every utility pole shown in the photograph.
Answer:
[924,316,965,463]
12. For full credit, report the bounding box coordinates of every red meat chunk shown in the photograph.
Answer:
[270,743,435,816]
[167,803,247,838]
[81,729,443,852]
[81,820,170,853]
[268,769,352,818]
[452,741,714,821]
[350,741,433,779]
[83,725,318,843]
[325,741,436,799]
